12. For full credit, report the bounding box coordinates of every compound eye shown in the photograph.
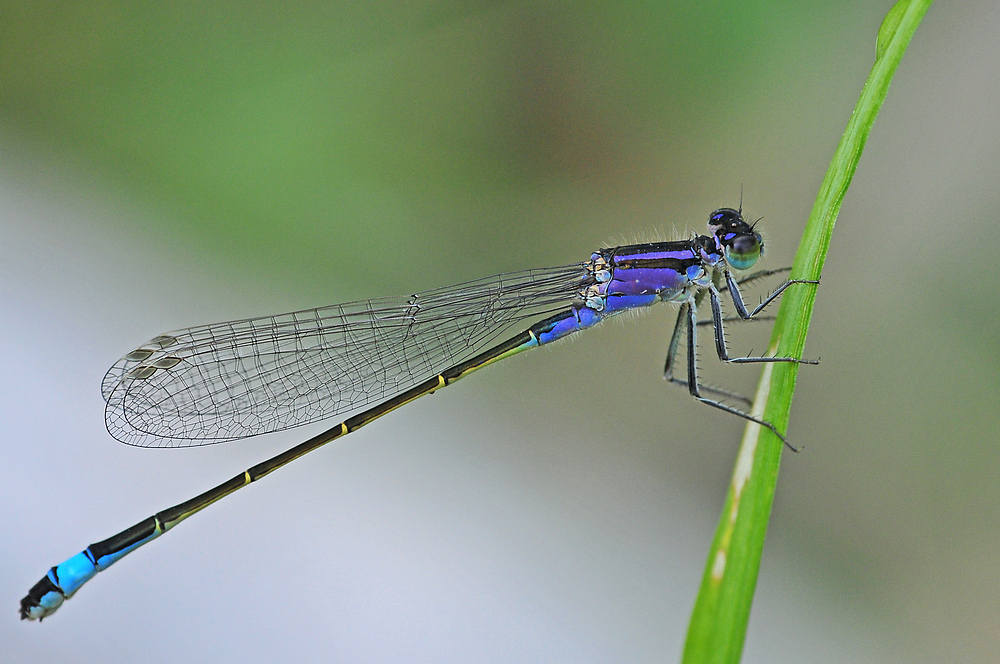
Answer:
[725,234,761,270]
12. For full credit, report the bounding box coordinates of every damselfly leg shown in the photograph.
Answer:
[668,268,802,399]
[695,267,791,327]
[664,274,819,450]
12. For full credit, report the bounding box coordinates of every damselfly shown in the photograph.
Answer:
[20,207,817,621]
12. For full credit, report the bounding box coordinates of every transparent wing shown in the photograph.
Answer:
[103,264,588,447]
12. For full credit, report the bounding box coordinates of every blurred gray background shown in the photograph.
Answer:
[2,1,998,662]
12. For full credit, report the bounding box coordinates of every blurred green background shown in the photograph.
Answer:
[2,1,998,662]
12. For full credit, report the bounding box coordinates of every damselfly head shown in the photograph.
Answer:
[708,208,762,271]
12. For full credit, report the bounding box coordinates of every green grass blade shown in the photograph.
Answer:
[681,1,933,662]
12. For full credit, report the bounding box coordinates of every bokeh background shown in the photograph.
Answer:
[2,1,998,662]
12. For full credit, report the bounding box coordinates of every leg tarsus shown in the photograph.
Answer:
[696,396,801,452]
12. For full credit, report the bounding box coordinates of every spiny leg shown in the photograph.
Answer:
[667,273,819,406]
[735,266,791,288]
[663,302,687,382]
[685,299,800,452]
[708,285,819,366]
[694,268,788,326]
[697,315,774,327]
[725,270,820,320]
[664,303,752,405]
